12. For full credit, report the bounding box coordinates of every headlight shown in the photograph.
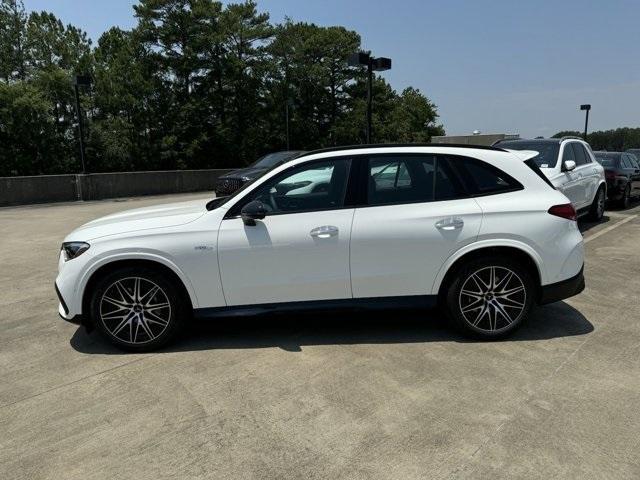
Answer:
[62,242,90,261]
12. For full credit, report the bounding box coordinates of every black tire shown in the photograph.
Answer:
[444,256,535,339]
[89,266,188,352]
[588,186,606,221]
[618,184,631,209]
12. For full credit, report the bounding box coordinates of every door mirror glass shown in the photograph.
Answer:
[241,200,268,226]
[563,160,576,172]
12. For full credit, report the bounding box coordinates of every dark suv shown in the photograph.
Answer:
[215,151,305,196]
[593,151,640,208]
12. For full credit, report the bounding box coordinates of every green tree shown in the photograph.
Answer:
[0,0,27,81]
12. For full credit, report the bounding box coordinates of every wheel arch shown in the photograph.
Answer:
[434,243,544,303]
[79,256,196,325]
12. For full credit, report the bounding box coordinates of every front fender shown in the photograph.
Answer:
[72,250,200,315]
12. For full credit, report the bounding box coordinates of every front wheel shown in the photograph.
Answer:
[444,256,535,339]
[89,267,187,352]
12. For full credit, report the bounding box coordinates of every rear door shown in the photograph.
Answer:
[350,154,484,298]
[624,154,640,195]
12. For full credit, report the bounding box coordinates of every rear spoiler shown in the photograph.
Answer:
[503,149,539,162]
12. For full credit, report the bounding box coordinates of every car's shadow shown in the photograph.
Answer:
[70,301,593,355]
[579,214,610,234]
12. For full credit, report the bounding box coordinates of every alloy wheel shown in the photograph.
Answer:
[597,189,605,217]
[458,266,526,333]
[99,277,171,345]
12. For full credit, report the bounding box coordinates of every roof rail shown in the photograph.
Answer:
[297,143,507,158]
[559,136,584,141]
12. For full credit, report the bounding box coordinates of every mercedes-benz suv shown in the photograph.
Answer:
[497,137,606,220]
[56,144,585,351]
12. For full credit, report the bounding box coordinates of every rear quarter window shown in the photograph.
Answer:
[452,157,523,196]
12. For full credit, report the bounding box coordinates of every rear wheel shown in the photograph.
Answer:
[619,184,631,209]
[588,186,605,220]
[90,267,187,352]
[444,256,535,339]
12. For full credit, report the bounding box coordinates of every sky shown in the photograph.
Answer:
[24,0,640,138]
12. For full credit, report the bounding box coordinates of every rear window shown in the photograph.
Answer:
[594,153,620,168]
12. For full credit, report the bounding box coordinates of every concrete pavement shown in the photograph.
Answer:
[1,193,639,479]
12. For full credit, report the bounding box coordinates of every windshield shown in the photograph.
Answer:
[499,141,560,168]
[251,151,301,169]
[594,153,620,168]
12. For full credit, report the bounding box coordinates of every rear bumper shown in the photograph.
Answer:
[538,266,585,305]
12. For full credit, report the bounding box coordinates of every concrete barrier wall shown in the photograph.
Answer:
[0,169,233,207]
[0,174,79,206]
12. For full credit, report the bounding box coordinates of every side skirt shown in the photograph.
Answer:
[194,295,438,320]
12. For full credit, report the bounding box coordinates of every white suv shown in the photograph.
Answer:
[498,137,606,220]
[56,145,585,351]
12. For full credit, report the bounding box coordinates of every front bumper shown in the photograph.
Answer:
[55,281,83,325]
[538,266,585,305]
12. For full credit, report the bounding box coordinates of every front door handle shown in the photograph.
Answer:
[310,225,339,238]
[435,217,464,231]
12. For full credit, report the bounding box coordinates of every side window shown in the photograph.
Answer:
[434,157,467,200]
[629,156,640,169]
[237,158,351,215]
[366,155,468,206]
[562,143,576,162]
[453,157,522,196]
[572,143,587,165]
[367,156,431,205]
[622,155,632,169]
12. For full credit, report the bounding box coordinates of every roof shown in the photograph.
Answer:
[297,143,507,158]
[494,136,585,146]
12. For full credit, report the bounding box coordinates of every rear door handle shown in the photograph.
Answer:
[435,217,464,231]
[310,225,339,238]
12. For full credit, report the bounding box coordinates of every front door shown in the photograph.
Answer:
[557,142,585,208]
[218,157,354,306]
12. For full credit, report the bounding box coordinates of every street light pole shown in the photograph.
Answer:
[580,104,591,141]
[348,52,392,144]
[73,75,92,174]
[285,99,291,150]
[73,83,87,174]
[366,60,373,143]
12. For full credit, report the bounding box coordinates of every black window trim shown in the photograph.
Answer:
[223,152,524,219]
[223,155,358,219]
[358,152,523,209]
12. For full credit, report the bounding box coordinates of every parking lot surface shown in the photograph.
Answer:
[1,193,639,480]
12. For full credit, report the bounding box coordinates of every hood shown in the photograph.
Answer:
[219,166,269,180]
[66,198,209,242]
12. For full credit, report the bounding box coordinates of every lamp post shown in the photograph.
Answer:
[580,104,591,141]
[73,74,92,174]
[348,51,392,144]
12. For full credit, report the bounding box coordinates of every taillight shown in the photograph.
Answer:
[605,170,616,180]
[548,203,577,221]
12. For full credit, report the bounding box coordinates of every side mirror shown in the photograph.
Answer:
[241,200,267,226]
[563,160,576,172]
